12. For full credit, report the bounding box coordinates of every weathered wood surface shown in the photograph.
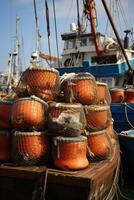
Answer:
[0,140,120,200]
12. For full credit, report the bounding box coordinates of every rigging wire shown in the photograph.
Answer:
[118,0,134,44]
[63,0,75,32]
[105,0,133,45]
[118,0,129,29]
[105,0,112,35]
[52,0,60,68]
[116,1,123,39]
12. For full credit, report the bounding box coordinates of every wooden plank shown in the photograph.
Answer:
[0,165,46,179]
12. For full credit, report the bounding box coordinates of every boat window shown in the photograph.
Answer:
[72,40,76,48]
[91,55,117,64]
[64,40,76,49]
[64,41,68,49]
[132,52,134,57]
[89,37,93,45]
[68,40,74,49]
[81,38,87,46]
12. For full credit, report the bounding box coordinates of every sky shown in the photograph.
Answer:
[0,0,134,73]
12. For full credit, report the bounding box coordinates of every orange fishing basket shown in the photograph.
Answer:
[124,88,134,103]
[61,73,98,105]
[52,136,89,170]
[22,65,60,101]
[48,102,86,136]
[0,100,13,130]
[96,81,111,104]
[87,129,111,160]
[11,97,47,131]
[0,131,11,161]
[84,105,110,131]
[110,88,124,103]
[12,131,49,165]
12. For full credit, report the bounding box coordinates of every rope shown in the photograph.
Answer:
[105,155,120,200]
[116,184,134,200]
[125,103,134,111]
[124,103,134,129]
[41,168,48,200]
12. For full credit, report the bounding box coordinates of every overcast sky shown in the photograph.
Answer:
[0,0,133,72]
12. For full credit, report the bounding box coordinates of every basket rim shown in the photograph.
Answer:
[52,135,87,142]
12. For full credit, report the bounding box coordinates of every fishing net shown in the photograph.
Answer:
[11,97,47,131]
[0,99,13,130]
[0,131,11,162]
[51,135,89,170]
[61,72,98,105]
[17,64,60,101]
[123,88,134,103]
[109,87,124,103]
[86,129,113,161]
[84,104,111,131]
[96,81,111,105]
[12,131,49,166]
[48,102,86,137]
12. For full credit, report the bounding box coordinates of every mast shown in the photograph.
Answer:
[84,0,101,56]
[7,16,21,91]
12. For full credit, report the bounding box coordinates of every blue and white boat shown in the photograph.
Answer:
[55,0,134,89]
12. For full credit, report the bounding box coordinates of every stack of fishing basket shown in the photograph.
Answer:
[60,73,116,163]
[10,64,61,165]
[0,64,116,170]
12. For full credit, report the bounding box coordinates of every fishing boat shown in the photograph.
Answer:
[0,1,121,200]
[55,0,134,89]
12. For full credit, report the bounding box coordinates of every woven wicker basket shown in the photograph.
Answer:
[22,66,60,101]
[124,88,134,103]
[48,102,86,136]
[0,100,13,130]
[110,88,124,103]
[84,105,110,131]
[61,73,98,105]
[12,131,49,165]
[52,136,89,170]
[11,97,47,131]
[0,131,11,161]
[87,129,111,160]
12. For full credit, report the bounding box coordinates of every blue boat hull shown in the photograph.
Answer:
[56,59,134,76]
[110,103,134,133]
[118,133,134,185]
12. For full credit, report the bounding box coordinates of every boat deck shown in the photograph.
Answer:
[0,141,120,200]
